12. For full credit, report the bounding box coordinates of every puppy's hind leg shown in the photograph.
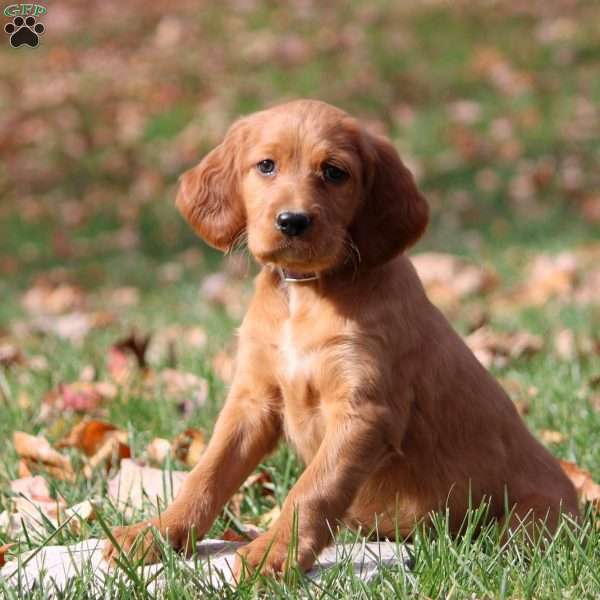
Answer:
[500,493,578,543]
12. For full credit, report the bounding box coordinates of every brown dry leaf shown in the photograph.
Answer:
[147,325,208,366]
[540,429,566,444]
[157,369,209,415]
[63,500,96,534]
[2,476,67,538]
[0,343,24,368]
[146,438,172,465]
[497,377,537,416]
[222,524,261,542]
[58,419,124,456]
[242,470,274,496]
[108,331,150,383]
[411,253,498,309]
[108,459,187,516]
[0,543,15,567]
[107,346,135,384]
[560,460,600,508]
[58,419,130,477]
[466,326,543,368]
[42,381,117,418]
[13,432,74,481]
[10,475,64,508]
[17,459,32,478]
[22,283,85,315]
[159,369,208,400]
[221,529,247,543]
[83,436,130,479]
[108,286,140,308]
[172,428,206,468]
[512,252,578,306]
[31,311,114,345]
[229,469,275,517]
[113,331,150,368]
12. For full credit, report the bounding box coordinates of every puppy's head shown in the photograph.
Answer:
[176,100,428,273]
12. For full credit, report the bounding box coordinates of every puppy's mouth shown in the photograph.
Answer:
[252,238,343,275]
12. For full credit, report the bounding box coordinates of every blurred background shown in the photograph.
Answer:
[1,0,598,289]
[0,0,599,439]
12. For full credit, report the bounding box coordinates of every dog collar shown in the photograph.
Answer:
[277,267,319,283]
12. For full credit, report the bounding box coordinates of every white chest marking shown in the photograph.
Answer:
[280,321,315,380]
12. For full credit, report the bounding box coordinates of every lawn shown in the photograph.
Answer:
[0,0,599,597]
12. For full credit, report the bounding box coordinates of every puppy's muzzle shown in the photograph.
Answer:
[276,211,312,237]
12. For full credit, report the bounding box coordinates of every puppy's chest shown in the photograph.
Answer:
[275,312,360,462]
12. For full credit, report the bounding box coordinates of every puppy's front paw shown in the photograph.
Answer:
[233,530,316,579]
[103,519,185,565]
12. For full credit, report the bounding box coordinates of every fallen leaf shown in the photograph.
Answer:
[11,475,53,500]
[58,419,124,456]
[108,331,151,383]
[512,252,578,306]
[221,529,247,542]
[146,438,172,465]
[411,253,498,309]
[157,369,209,414]
[540,429,566,444]
[0,343,24,368]
[4,476,67,538]
[228,469,275,517]
[560,460,600,508]
[497,377,536,416]
[466,326,543,368]
[43,382,117,418]
[22,283,85,315]
[0,544,15,567]
[63,500,96,534]
[108,287,140,308]
[107,346,135,384]
[58,419,130,477]
[172,428,206,467]
[113,331,150,369]
[17,460,32,478]
[13,432,74,481]
[222,524,261,542]
[31,312,114,345]
[108,459,187,516]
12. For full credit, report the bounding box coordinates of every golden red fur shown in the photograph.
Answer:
[104,99,578,576]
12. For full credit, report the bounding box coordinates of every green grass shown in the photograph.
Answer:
[1,0,600,597]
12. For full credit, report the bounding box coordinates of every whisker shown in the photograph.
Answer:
[227,228,248,255]
[342,236,361,280]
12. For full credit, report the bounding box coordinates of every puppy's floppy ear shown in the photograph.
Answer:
[350,132,429,268]
[175,119,249,251]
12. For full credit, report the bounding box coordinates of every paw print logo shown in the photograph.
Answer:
[4,15,45,48]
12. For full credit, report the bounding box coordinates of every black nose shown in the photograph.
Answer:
[275,212,312,237]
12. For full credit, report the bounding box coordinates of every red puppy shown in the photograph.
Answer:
[104,99,578,576]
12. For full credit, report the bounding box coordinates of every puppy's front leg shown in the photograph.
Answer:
[103,380,282,564]
[235,409,386,577]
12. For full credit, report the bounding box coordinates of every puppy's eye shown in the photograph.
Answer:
[256,159,276,175]
[323,164,348,184]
